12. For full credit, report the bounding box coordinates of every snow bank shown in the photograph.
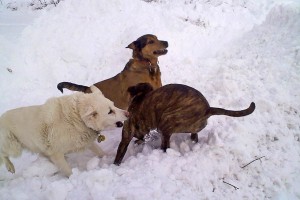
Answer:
[0,0,300,199]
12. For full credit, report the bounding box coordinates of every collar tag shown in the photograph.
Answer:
[97,134,105,143]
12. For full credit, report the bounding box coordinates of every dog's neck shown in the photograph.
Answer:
[132,52,158,64]
[125,58,160,75]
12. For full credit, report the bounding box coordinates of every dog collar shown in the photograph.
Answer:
[148,61,159,75]
[97,133,105,143]
[125,59,159,74]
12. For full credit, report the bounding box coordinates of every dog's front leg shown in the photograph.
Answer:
[114,121,133,165]
[49,153,72,177]
[89,142,105,158]
[190,133,199,143]
[161,133,172,152]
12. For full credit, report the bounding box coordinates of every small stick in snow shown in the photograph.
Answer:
[241,156,265,168]
[7,68,13,73]
[223,180,239,190]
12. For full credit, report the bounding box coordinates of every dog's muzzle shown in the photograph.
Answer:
[154,49,168,55]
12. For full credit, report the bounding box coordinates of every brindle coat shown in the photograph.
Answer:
[114,83,255,165]
[57,34,168,109]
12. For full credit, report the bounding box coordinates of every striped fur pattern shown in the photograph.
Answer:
[114,83,255,165]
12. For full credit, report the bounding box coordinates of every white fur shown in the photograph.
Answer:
[0,87,128,177]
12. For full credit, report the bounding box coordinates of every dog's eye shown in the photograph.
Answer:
[148,40,154,44]
[108,109,114,114]
[92,112,98,117]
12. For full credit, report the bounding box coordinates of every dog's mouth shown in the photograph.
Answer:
[116,121,124,127]
[154,49,168,55]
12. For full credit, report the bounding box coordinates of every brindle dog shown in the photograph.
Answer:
[114,83,255,165]
[57,34,168,109]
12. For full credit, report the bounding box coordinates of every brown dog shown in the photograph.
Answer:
[57,34,168,110]
[114,83,255,165]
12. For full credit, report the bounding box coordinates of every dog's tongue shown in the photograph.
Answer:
[116,121,123,127]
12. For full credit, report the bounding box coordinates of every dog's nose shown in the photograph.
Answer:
[163,41,168,47]
[116,121,123,127]
[124,111,130,118]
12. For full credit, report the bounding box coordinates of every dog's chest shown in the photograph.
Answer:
[68,130,97,152]
[131,111,157,138]
[124,62,162,88]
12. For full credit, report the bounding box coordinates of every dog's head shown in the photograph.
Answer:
[128,83,154,98]
[127,83,154,108]
[127,34,168,62]
[126,83,154,140]
[78,86,129,131]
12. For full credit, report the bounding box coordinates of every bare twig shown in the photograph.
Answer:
[7,68,13,73]
[241,156,265,168]
[223,180,239,190]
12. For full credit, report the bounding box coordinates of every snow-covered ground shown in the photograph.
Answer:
[0,0,299,199]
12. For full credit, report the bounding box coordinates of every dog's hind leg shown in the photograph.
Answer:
[0,128,21,173]
[190,121,207,143]
[89,142,105,158]
[2,157,15,173]
[49,153,72,177]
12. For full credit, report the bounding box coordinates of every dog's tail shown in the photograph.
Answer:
[57,82,90,93]
[208,102,255,117]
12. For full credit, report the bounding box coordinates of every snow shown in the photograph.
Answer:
[0,0,300,199]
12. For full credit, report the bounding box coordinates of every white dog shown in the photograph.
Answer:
[0,86,128,177]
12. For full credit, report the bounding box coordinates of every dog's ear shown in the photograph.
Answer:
[128,83,153,97]
[90,85,103,95]
[127,86,137,97]
[84,107,95,118]
[126,41,141,50]
[126,41,136,50]
[78,100,94,118]
[126,37,147,50]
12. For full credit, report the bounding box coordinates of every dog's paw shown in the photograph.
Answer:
[6,162,15,174]
[87,157,100,171]
[134,139,144,145]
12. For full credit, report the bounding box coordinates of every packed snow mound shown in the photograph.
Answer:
[0,0,300,199]
[0,0,275,111]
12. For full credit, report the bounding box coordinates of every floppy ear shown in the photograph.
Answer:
[77,98,94,118]
[128,83,153,97]
[90,85,103,94]
[77,94,92,116]
[83,106,95,118]
[127,86,137,97]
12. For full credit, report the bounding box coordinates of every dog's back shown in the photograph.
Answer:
[0,93,87,174]
[1,106,42,148]
[0,94,76,155]
[1,88,129,175]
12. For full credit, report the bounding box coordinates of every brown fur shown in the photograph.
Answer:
[57,34,168,110]
[114,83,255,165]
